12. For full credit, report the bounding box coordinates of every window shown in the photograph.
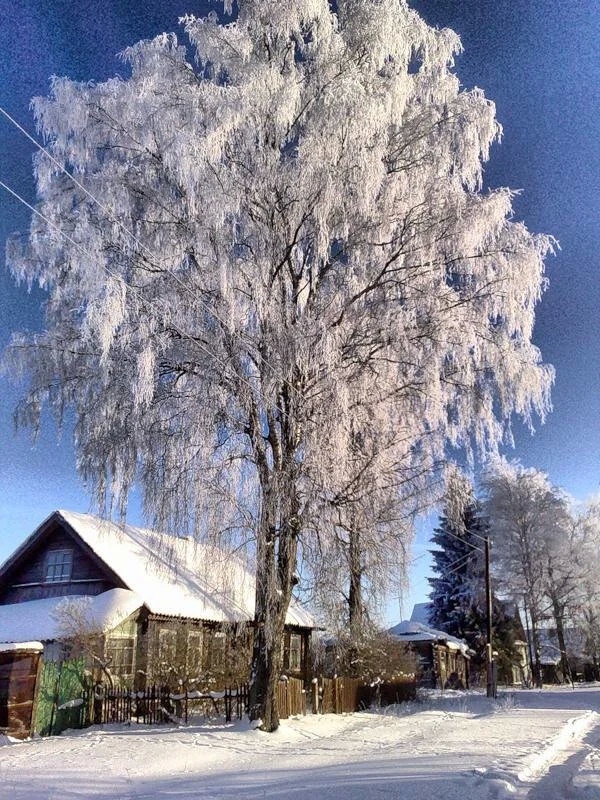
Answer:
[106,636,135,680]
[207,630,226,669]
[105,618,136,682]
[44,549,73,583]
[288,634,302,672]
[158,629,177,664]
[187,630,203,674]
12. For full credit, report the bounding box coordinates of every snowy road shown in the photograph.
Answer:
[3,687,600,799]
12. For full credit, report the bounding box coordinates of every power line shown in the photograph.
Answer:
[0,176,268,406]
[398,544,479,601]
[433,522,485,553]
[0,104,302,407]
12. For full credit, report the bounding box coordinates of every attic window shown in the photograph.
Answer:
[44,549,73,583]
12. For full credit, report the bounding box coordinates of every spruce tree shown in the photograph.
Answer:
[429,493,524,678]
[428,498,487,657]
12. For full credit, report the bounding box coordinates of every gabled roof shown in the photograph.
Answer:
[388,619,470,655]
[0,510,314,629]
[410,603,432,625]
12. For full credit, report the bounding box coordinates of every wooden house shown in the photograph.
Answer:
[410,601,532,688]
[388,620,471,689]
[0,511,314,690]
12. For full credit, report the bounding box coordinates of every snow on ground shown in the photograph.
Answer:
[3,686,600,799]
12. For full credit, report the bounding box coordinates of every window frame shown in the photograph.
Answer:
[44,549,73,584]
[158,628,177,664]
[288,633,303,672]
[187,629,204,673]
[105,634,136,681]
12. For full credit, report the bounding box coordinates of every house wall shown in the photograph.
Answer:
[115,617,312,691]
[408,641,469,689]
[435,645,469,689]
[0,526,121,604]
[142,617,253,691]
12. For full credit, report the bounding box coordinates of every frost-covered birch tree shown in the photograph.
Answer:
[482,461,571,686]
[5,1,554,730]
[575,504,600,677]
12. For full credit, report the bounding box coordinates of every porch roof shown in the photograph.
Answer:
[0,588,143,644]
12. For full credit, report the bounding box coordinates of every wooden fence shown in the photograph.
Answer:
[314,677,416,714]
[317,677,363,714]
[277,677,306,718]
[91,684,250,726]
[38,674,415,735]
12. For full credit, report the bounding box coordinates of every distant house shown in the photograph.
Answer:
[534,627,595,684]
[408,601,531,687]
[388,620,471,689]
[0,510,314,689]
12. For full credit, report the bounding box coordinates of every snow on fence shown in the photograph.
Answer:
[38,676,416,735]
[91,684,250,726]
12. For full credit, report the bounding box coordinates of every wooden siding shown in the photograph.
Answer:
[136,618,312,691]
[408,640,469,689]
[0,520,124,604]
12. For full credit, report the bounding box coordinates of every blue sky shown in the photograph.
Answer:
[0,1,598,624]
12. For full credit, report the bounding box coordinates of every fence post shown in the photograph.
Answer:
[93,684,103,725]
[311,679,319,714]
[225,688,231,723]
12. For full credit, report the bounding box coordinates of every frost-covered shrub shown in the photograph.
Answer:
[316,629,417,683]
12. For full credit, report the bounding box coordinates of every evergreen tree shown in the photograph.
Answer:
[428,496,487,656]
[428,482,527,679]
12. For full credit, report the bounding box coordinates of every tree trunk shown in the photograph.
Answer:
[248,473,299,732]
[529,611,543,688]
[521,535,543,688]
[551,599,571,684]
[546,567,571,685]
[348,525,364,639]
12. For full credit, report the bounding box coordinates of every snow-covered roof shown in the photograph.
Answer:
[388,620,470,655]
[0,641,43,653]
[2,510,313,629]
[534,627,587,666]
[0,589,142,644]
[410,603,432,625]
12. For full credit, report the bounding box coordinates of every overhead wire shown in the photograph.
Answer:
[435,524,485,553]
[0,176,267,406]
[396,530,484,611]
[0,104,303,407]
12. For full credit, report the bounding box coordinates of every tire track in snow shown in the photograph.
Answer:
[476,710,600,799]
[525,715,600,800]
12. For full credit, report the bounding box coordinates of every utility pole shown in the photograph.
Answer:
[485,535,496,698]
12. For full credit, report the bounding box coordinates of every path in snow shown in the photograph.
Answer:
[3,687,600,799]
